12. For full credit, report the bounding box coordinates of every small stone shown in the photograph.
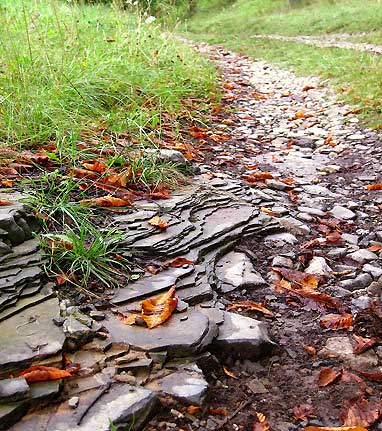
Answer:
[89,311,106,321]
[246,378,268,394]
[0,378,30,402]
[348,249,378,264]
[280,217,310,236]
[363,264,382,278]
[271,256,294,268]
[339,273,372,291]
[305,257,332,276]
[330,206,356,220]
[68,396,79,409]
[341,233,359,245]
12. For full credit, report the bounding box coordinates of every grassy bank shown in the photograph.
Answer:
[181,0,382,126]
[0,0,217,147]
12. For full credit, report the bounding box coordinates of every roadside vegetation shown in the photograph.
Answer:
[0,0,218,291]
[180,0,382,127]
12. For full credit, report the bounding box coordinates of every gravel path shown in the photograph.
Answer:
[251,33,382,55]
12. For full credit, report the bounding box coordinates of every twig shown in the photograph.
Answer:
[215,399,252,430]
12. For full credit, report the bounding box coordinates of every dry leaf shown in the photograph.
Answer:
[288,190,299,201]
[351,334,377,355]
[364,183,382,191]
[223,366,238,379]
[303,345,317,357]
[272,267,319,289]
[210,407,229,416]
[340,369,364,384]
[293,403,315,420]
[117,286,178,329]
[148,216,169,230]
[260,207,278,217]
[305,427,368,431]
[253,412,271,431]
[368,244,382,252]
[318,368,342,387]
[82,160,108,173]
[0,200,13,206]
[320,314,353,331]
[79,195,131,207]
[20,366,73,383]
[187,405,201,415]
[169,257,194,268]
[243,172,273,183]
[356,370,382,381]
[339,395,380,427]
[324,133,336,147]
[226,301,274,316]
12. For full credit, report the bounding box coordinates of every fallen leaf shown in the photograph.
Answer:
[368,244,382,252]
[318,368,342,387]
[186,405,201,415]
[305,427,368,431]
[272,267,319,289]
[356,370,382,381]
[339,395,380,427]
[0,180,13,187]
[148,216,169,230]
[226,301,274,316]
[260,207,278,217]
[289,110,315,120]
[253,412,271,431]
[79,195,131,207]
[20,366,73,383]
[223,366,238,379]
[340,369,364,384]
[210,407,229,416]
[324,133,336,147]
[320,314,353,330]
[302,85,316,91]
[303,345,317,357]
[293,403,315,420]
[364,183,382,191]
[117,286,178,329]
[0,200,13,206]
[288,190,299,202]
[351,334,377,354]
[326,231,342,243]
[169,257,194,268]
[243,172,273,183]
[82,160,108,173]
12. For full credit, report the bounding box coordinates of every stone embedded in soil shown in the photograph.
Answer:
[146,371,208,405]
[319,336,379,370]
[215,251,265,293]
[212,312,275,359]
[329,205,356,220]
[347,249,378,264]
[305,256,332,276]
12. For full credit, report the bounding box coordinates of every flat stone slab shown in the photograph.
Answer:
[212,312,275,359]
[0,378,30,403]
[103,308,212,357]
[0,297,65,374]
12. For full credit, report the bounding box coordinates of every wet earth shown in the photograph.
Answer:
[1,40,382,431]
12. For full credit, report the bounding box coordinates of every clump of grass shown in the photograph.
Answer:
[41,222,129,288]
[0,0,217,147]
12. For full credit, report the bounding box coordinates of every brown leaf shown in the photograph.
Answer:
[169,257,194,268]
[364,183,382,191]
[0,200,13,206]
[243,172,273,183]
[340,369,364,384]
[368,244,382,252]
[303,345,317,357]
[187,405,201,415]
[351,334,377,355]
[82,160,108,173]
[356,370,382,382]
[79,195,131,207]
[20,366,73,383]
[339,395,380,427]
[326,231,342,243]
[320,314,353,331]
[305,427,368,431]
[318,368,342,387]
[117,286,178,329]
[253,412,271,431]
[260,207,278,217]
[293,403,315,420]
[148,216,169,230]
[289,110,315,120]
[324,133,336,147]
[226,301,274,316]
[272,267,319,290]
[223,366,238,379]
[288,190,299,202]
[1,179,13,187]
[210,407,229,416]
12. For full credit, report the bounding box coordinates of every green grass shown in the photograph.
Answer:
[179,0,382,126]
[0,0,217,147]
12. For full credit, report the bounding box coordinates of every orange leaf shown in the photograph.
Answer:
[169,257,194,268]
[148,216,168,230]
[293,403,315,420]
[324,133,336,147]
[326,231,342,243]
[0,200,13,206]
[305,427,368,431]
[318,368,342,387]
[20,365,73,383]
[253,412,271,431]
[226,301,274,317]
[368,244,382,252]
[351,334,377,355]
[289,111,315,120]
[223,366,238,379]
[187,406,201,415]
[303,345,317,357]
[272,267,319,290]
[364,183,382,191]
[210,407,229,416]
[340,395,380,427]
[82,160,108,173]
[0,180,13,187]
[288,190,299,202]
[79,195,131,207]
[243,172,273,183]
[320,314,353,331]
[260,207,278,217]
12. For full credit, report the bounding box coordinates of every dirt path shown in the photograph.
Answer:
[145,42,382,430]
[251,34,382,55]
